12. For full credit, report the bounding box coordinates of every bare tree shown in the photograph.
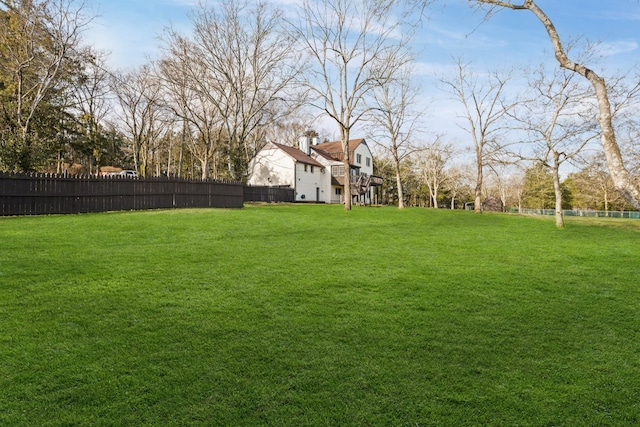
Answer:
[292,0,417,210]
[441,60,517,213]
[265,120,321,148]
[619,121,640,178]
[484,164,524,212]
[417,140,456,208]
[468,0,640,210]
[367,64,425,208]
[111,65,167,177]
[69,49,112,174]
[445,163,476,209]
[444,165,463,209]
[173,0,304,180]
[156,35,226,179]
[513,63,599,227]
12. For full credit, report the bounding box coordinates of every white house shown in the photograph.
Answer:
[247,141,326,202]
[247,137,382,204]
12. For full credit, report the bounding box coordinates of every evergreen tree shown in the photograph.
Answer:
[521,163,556,209]
[0,0,92,172]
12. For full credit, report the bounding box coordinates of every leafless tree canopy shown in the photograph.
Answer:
[111,66,168,178]
[171,0,305,180]
[441,59,517,213]
[366,58,425,208]
[291,0,416,210]
[468,0,640,210]
[512,62,600,226]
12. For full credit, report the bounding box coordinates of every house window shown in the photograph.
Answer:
[366,157,371,167]
[311,166,314,173]
[331,165,345,176]
[335,188,342,195]
[304,164,308,172]
[356,154,362,164]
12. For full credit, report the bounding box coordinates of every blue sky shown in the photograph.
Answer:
[86,0,196,69]
[85,0,640,151]
[87,0,640,72]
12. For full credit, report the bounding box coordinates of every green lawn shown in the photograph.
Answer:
[1,205,639,426]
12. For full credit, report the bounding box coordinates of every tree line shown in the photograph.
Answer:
[1,0,639,220]
[0,0,306,180]
[375,151,635,213]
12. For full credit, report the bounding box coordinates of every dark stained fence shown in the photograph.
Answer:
[0,172,243,216]
[244,185,294,203]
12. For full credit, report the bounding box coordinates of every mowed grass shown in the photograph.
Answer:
[1,205,639,426]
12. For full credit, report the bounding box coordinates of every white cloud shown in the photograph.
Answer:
[593,10,640,22]
[593,40,639,57]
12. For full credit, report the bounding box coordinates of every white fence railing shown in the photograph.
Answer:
[515,208,640,219]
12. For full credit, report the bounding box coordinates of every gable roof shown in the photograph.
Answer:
[310,147,341,163]
[271,142,324,168]
[312,138,367,162]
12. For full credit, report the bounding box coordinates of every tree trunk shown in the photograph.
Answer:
[591,82,640,210]
[178,124,185,178]
[431,185,439,208]
[394,156,405,209]
[342,129,352,211]
[474,152,483,213]
[132,137,140,175]
[166,143,172,177]
[552,152,564,228]
[200,157,209,180]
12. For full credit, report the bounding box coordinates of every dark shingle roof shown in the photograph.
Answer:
[271,142,324,168]
[312,139,366,162]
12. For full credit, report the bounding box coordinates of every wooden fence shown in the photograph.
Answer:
[0,172,244,215]
[244,185,295,203]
